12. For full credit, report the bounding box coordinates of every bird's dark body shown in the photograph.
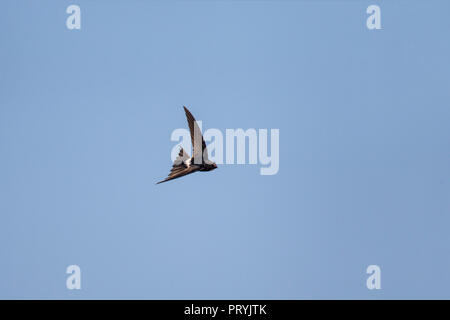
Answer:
[156,106,217,184]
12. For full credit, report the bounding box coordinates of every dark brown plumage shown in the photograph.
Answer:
[156,106,217,184]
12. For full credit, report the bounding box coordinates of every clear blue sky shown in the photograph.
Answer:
[1,0,449,299]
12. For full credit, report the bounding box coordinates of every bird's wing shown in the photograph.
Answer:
[183,106,208,160]
[156,166,198,184]
[156,148,197,184]
[173,146,190,166]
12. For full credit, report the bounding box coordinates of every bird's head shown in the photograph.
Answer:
[205,162,218,171]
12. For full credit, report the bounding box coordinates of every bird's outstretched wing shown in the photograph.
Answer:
[156,147,197,184]
[183,106,209,162]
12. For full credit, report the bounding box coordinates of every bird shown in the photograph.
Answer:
[156,106,217,184]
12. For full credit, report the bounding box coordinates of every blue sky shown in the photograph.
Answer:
[1,0,449,299]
